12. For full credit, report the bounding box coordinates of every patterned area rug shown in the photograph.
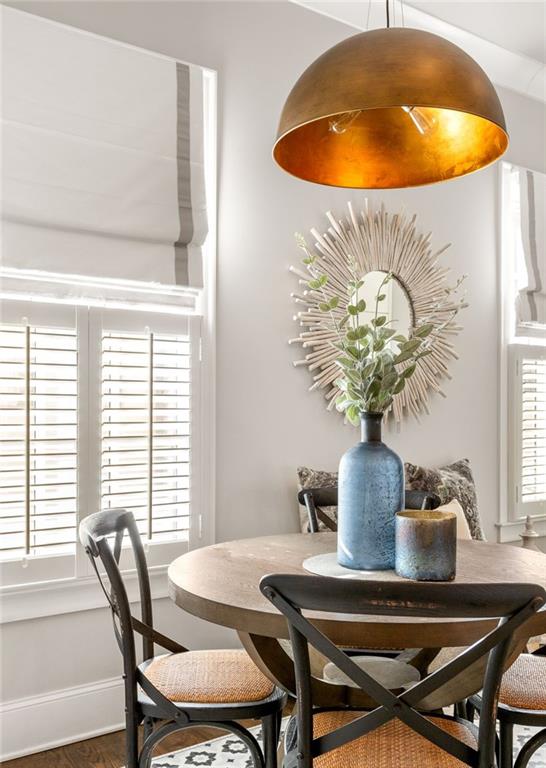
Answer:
[149,721,546,768]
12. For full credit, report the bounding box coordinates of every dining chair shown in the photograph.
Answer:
[80,509,287,768]
[298,486,440,533]
[467,650,546,768]
[260,573,545,768]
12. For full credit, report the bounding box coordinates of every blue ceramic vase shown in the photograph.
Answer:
[337,412,404,570]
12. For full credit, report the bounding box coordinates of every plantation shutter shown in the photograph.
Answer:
[98,312,193,545]
[511,346,546,520]
[0,308,78,578]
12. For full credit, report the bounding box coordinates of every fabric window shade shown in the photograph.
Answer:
[516,168,546,329]
[0,6,208,289]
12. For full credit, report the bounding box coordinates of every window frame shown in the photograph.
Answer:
[0,297,214,621]
[497,162,546,542]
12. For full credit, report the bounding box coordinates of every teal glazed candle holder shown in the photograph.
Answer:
[395,510,457,581]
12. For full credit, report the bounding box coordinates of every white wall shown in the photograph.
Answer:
[1,0,545,758]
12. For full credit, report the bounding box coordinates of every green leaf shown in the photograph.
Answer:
[414,323,434,338]
[402,363,416,379]
[308,274,328,290]
[356,299,366,312]
[329,296,339,309]
[347,305,358,316]
[373,339,385,352]
[393,349,415,364]
[382,371,398,390]
[393,378,406,394]
[356,326,368,339]
[346,370,361,386]
[302,256,315,265]
[347,345,361,360]
[380,328,396,340]
[334,378,348,392]
[346,329,357,342]
[337,356,355,369]
[372,315,387,327]
[393,335,408,343]
[366,379,381,398]
[319,302,330,312]
[402,338,423,352]
[346,405,361,426]
[415,349,433,360]
[377,293,386,302]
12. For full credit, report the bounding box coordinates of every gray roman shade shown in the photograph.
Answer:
[516,168,546,330]
[0,6,208,290]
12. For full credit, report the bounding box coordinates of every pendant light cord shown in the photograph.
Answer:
[386,0,390,28]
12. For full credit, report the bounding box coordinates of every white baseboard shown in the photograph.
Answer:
[0,675,125,761]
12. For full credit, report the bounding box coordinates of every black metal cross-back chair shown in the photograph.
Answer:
[79,509,287,768]
[260,573,546,768]
[467,616,546,768]
[298,486,440,533]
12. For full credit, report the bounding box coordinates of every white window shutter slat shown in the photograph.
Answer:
[0,324,78,558]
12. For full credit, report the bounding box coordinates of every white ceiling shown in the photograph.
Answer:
[295,0,546,101]
[407,2,545,63]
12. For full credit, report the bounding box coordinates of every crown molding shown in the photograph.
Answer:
[292,1,546,104]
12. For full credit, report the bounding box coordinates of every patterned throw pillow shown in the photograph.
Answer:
[296,466,338,532]
[405,458,484,541]
[297,458,483,540]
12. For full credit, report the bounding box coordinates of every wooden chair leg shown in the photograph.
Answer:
[262,713,279,768]
[499,720,514,768]
[514,728,546,768]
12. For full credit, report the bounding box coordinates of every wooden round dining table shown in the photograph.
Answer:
[168,532,546,708]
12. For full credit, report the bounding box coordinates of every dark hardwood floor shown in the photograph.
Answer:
[2,723,253,768]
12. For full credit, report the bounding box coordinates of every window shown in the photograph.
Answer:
[508,346,546,521]
[0,301,203,587]
[500,163,546,539]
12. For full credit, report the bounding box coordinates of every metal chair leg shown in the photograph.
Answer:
[125,709,140,768]
[514,728,546,768]
[455,700,467,719]
[499,720,514,768]
[262,713,279,768]
[466,701,476,722]
[143,716,154,742]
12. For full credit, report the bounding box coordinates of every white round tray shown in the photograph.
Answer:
[302,552,394,580]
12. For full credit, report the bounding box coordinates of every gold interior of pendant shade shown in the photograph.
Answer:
[273,28,509,189]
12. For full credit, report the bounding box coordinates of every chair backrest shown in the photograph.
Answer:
[79,509,154,667]
[261,573,545,768]
[298,486,440,533]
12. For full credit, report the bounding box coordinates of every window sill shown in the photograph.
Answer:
[496,516,546,543]
[0,565,170,624]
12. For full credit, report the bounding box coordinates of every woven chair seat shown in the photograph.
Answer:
[144,649,275,704]
[312,711,477,768]
[499,653,546,711]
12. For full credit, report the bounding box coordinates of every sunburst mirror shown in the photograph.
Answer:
[289,201,466,422]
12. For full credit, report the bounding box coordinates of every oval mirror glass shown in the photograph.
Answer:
[356,271,413,341]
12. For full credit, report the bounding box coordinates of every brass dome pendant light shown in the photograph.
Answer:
[273,1,508,189]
